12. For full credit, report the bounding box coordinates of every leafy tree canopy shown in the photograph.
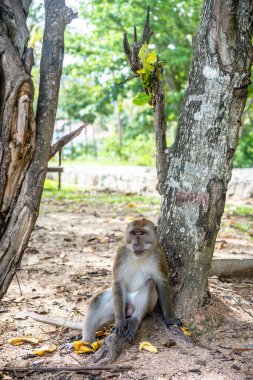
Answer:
[29,0,253,167]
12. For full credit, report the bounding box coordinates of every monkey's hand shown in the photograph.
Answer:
[165,317,182,327]
[123,317,139,342]
[114,317,138,342]
[114,319,128,336]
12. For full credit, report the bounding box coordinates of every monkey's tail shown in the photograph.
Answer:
[28,312,83,330]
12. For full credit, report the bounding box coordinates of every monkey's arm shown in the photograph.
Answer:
[155,249,182,326]
[156,279,182,326]
[112,281,127,334]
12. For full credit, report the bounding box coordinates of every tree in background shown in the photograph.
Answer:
[59,0,253,167]
[56,0,203,163]
[0,0,77,299]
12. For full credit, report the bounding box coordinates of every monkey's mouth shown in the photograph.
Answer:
[133,247,145,255]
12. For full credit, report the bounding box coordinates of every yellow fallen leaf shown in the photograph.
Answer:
[96,323,114,338]
[127,203,135,208]
[139,341,158,353]
[91,340,103,351]
[9,336,42,346]
[74,340,94,354]
[32,344,57,356]
[73,340,103,354]
[180,326,192,336]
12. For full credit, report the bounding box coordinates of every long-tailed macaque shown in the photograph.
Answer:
[29,218,181,343]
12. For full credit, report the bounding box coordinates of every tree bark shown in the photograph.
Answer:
[0,0,77,299]
[157,0,253,319]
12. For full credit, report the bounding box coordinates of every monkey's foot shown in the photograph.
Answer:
[93,332,128,364]
[165,317,182,327]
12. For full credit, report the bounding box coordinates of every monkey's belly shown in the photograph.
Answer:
[125,300,135,317]
[125,291,139,317]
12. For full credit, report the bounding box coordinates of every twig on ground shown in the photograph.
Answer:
[1,365,133,375]
[15,273,22,297]
[230,347,253,355]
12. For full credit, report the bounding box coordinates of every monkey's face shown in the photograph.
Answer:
[125,219,157,258]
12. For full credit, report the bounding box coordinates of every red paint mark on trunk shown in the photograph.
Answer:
[176,191,209,207]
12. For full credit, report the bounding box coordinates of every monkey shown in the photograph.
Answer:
[29,218,181,344]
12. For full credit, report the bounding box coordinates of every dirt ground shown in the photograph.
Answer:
[0,194,253,380]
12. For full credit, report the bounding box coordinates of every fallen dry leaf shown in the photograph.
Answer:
[180,326,192,336]
[9,336,42,346]
[32,344,57,356]
[73,339,103,354]
[96,324,114,338]
[139,341,158,353]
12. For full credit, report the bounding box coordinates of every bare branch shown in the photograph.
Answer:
[117,74,139,86]
[63,6,78,25]
[36,0,77,163]
[123,7,153,73]
[123,32,132,65]
[49,125,85,160]
[134,26,137,44]
[139,6,153,47]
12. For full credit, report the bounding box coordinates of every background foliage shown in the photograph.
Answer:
[29,0,253,167]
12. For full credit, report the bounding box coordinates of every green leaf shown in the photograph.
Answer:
[147,64,155,72]
[138,43,147,62]
[146,52,157,64]
[136,68,146,74]
[132,92,152,106]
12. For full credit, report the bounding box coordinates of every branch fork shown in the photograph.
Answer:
[123,7,168,193]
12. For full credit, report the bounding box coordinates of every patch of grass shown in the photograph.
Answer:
[232,222,250,233]
[225,204,253,218]
[43,179,160,206]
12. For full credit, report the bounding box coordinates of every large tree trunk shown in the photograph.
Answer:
[157,0,253,319]
[0,0,76,299]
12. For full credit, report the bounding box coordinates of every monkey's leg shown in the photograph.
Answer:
[124,279,158,342]
[82,288,114,342]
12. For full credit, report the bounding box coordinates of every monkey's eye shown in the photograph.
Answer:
[130,231,145,236]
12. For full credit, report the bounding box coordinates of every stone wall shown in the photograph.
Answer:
[47,164,253,199]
